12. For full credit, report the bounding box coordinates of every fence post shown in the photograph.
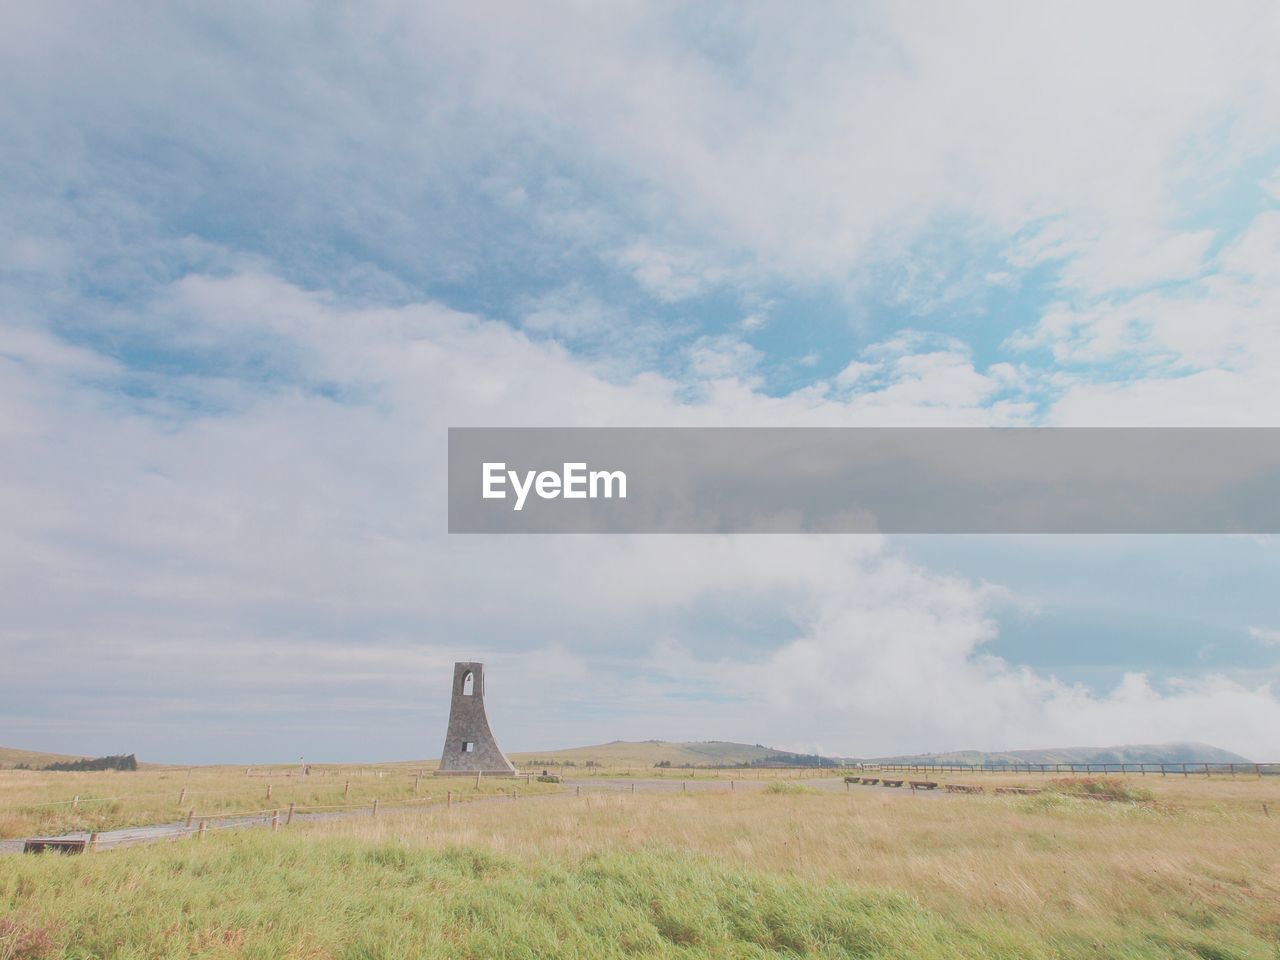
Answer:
[198,820,207,839]
[731,780,735,791]
[266,784,273,800]
[344,781,350,798]
[287,801,295,825]
[72,795,80,810]
[186,809,195,828]
[271,810,280,832]
[413,774,420,793]
[372,798,379,817]
[576,786,581,797]
[447,791,452,808]
[179,787,187,804]
[89,832,99,852]
[475,771,482,789]
[631,783,635,794]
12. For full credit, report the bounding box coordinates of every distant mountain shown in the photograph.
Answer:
[867,742,1252,766]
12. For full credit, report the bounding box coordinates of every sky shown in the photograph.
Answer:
[2,2,1280,763]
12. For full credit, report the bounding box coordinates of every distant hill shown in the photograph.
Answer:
[510,740,817,768]
[1,745,155,770]
[868,742,1252,766]
[0,745,88,769]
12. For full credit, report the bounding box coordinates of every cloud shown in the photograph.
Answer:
[1004,199,1280,425]
[3,270,1279,760]
[4,3,1280,763]
[1250,627,1280,646]
[6,3,1278,305]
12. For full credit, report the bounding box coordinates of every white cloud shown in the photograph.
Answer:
[1250,627,1280,646]
[1005,196,1280,424]
[614,241,726,303]
[3,270,1278,760]
[4,3,1280,762]
[6,3,1277,301]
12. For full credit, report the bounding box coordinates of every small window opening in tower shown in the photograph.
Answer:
[462,671,474,695]
[463,741,475,753]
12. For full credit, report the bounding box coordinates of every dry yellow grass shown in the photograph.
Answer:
[305,775,1280,949]
[325,778,1280,911]
[4,773,1279,957]
[0,762,552,839]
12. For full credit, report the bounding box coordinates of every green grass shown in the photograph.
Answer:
[3,827,1271,960]
[5,775,1280,958]
[0,834,1066,959]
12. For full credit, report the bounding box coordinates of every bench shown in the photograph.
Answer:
[909,781,938,790]
[994,786,1042,795]
[24,837,90,854]
[943,784,984,794]
[882,779,904,787]
[860,777,880,785]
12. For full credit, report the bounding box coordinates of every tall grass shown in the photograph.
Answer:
[4,781,1279,958]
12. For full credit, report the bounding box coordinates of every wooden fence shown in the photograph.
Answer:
[855,762,1279,777]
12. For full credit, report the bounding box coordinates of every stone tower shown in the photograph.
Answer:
[437,661,517,776]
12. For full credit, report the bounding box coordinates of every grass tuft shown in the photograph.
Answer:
[764,780,816,795]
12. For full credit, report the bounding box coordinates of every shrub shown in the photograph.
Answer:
[1048,777,1153,803]
[44,754,138,773]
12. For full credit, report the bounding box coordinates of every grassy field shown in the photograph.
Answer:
[2,773,1278,958]
[0,763,556,840]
